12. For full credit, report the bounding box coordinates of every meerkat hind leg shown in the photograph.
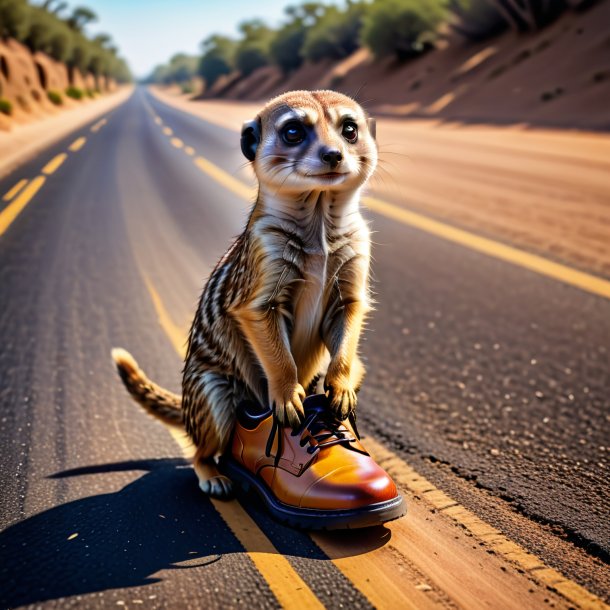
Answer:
[193,446,234,499]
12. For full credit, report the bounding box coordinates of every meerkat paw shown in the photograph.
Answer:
[326,383,358,420]
[199,475,234,499]
[194,457,234,499]
[271,382,306,428]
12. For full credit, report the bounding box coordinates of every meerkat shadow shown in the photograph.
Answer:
[0,457,392,607]
[0,458,241,608]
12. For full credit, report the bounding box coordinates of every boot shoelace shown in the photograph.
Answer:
[265,404,360,467]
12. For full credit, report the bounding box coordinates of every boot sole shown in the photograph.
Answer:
[218,456,407,530]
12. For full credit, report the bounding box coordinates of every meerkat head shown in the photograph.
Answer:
[241,90,377,194]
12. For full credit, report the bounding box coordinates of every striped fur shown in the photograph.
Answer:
[113,90,377,498]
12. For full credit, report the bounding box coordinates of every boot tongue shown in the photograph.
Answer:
[302,393,330,413]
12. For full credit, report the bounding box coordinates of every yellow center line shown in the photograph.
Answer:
[184,146,195,156]
[91,118,107,133]
[154,116,163,125]
[363,196,610,300]
[142,275,323,610]
[189,150,610,300]
[0,176,45,236]
[42,153,67,176]
[163,126,173,136]
[170,137,184,149]
[68,136,87,152]
[2,178,28,202]
[194,156,253,201]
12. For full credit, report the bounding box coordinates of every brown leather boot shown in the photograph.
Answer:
[218,394,406,529]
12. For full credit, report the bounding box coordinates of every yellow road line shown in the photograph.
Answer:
[0,176,45,236]
[68,136,87,152]
[163,126,173,136]
[2,178,28,202]
[363,196,610,300]
[170,137,184,149]
[142,274,323,610]
[189,148,610,300]
[193,156,253,201]
[91,118,107,132]
[365,437,608,610]
[184,146,195,156]
[142,276,187,356]
[42,153,67,175]
[154,116,163,125]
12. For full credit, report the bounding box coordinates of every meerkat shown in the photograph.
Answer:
[112,89,377,498]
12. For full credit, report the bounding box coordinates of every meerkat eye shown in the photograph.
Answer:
[281,121,306,145]
[341,121,358,143]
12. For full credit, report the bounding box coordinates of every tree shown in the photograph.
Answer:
[234,20,273,76]
[66,6,97,32]
[302,2,366,62]
[0,0,30,41]
[198,35,236,88]
[361,0,448,60]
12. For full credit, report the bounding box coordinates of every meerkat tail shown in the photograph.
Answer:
[111,348,183,427]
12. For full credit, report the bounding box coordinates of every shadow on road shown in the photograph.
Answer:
[0,457,391,607]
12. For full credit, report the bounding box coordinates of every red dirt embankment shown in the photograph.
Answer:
[205,0,610,131]
[0,39,117,132]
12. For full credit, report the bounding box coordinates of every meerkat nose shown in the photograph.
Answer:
[320,147,343,169]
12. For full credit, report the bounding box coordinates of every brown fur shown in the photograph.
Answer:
[113,90,377,498]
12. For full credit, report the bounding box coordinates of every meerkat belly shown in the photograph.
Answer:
[290,251,328,384]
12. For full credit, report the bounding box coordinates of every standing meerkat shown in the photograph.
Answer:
[113,90,377,498]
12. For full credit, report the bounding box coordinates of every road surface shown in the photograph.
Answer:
[0,87,608,609]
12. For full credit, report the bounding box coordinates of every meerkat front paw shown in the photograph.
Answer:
[194,457,234,499]
[325,381,358,420]
[199,475,234,499]
[271,382,306,428]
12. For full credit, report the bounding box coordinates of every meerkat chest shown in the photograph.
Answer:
[293,247,328,333]
[290,217,330,350]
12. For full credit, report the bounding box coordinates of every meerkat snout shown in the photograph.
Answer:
[319,147,343,170]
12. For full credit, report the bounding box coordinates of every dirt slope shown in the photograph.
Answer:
[207,1,610,131]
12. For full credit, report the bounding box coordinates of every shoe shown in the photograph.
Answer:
[218,394,406,530]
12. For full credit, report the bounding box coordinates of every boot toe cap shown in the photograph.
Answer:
[300,460,398,510]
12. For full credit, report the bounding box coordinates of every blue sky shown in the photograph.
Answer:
[34,0,324,78]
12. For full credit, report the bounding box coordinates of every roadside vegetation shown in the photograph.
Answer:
[145,0,600,90]
[0,0,131,83]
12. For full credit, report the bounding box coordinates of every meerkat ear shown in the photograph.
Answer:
[367,118,376,140]
[241,119,261,161]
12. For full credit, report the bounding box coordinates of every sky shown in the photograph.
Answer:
[34,0,318,79]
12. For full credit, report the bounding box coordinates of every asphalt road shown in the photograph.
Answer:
[0,87,608,608]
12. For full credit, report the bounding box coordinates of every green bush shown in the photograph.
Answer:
[181,82,194,94]
[65,86,84,100]
[47,90,63,105]
[361,0,448,60]
[86,88,96,98]
[0,98,13,115]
